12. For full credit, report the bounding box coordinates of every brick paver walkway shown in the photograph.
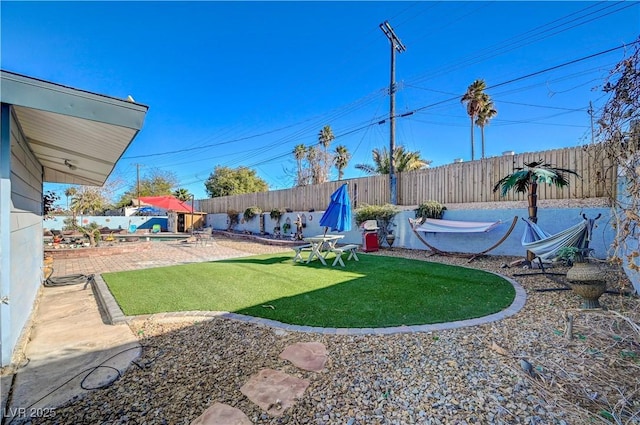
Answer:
[49,239,273,277]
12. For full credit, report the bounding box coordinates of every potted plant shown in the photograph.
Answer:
[556,246,583,266]
[270,208,285,223]
[557,247,607,309]
[243,206,262,222]
[415,200,447,220]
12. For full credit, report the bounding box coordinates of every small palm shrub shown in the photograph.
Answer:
[415,200,446,220]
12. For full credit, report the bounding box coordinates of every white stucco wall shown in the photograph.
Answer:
[617,168,640,294]
[206,206,615,261]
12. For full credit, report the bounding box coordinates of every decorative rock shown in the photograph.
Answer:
[190,402,252,425]
[279,341,328,372]
[240,368,309,416]
[41,243,637,425]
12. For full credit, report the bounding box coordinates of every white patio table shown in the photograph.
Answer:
[303,234,345,266]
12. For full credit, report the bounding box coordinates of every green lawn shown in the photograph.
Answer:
[102,252,515,328]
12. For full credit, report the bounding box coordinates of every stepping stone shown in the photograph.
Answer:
[240,368,309,416]
[279,341,328,372]
[190,402,252,425]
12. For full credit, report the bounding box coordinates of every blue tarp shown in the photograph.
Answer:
[137,206,163,215]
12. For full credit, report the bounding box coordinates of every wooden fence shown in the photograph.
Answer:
[198,145,616,214]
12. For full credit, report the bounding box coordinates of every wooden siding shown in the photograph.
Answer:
[198,145,616,214]
[3,106,44,366]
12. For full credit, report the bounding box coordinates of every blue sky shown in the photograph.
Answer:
[2,1,638,200]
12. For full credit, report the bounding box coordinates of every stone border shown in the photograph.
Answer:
[95,270,527,334]
[92,274,128,325]
[212,230,304,247]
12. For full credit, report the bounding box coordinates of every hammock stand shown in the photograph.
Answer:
[408,216,519,263]
[522,214,630,295]
[514,214,600,278]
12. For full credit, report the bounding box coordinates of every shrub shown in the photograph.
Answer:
[77,221,101,247]
[354,204,399,226]
[355,204,399,245]
[415,200,447,219]
[243,206,262,222]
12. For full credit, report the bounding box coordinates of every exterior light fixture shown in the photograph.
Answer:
[64,159,77,170]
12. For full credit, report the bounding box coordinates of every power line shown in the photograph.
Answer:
[405,1,636,87]
[410,39,638,115]
[123,87,385,160]
[166,39,635,183]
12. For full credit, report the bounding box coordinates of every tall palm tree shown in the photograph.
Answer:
[461,79,487,161]
[493,160,579,224]
[355,146,431,175]
[293,144,307,186]
[64,187,77,213]
[334,145,351,180]
[475,93,497,159]
[318,125,335,183]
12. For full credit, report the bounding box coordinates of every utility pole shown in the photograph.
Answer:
[588,101,595,144]
[380,21,406,205]
[136,163,141,206]
[190,194,195,234]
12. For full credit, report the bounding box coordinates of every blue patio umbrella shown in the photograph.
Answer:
[319,183,352,234]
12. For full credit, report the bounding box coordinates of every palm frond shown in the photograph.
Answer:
[355,164,378,175]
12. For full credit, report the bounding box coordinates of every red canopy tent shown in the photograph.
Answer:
[136,196,193,213]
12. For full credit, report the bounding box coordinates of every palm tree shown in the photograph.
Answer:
[293,144,307,186]
[355,146,431,175]
[461,79,487,161]
[475,93,497,159]
[334,145,351,180]
[318,125,335,183]
[64,187,77,213]
[493,160,579,224]
[173,188,191,201]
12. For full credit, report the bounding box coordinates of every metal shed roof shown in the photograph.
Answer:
[1,70,149,186]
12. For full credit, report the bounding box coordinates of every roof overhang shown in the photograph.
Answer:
[1,70,149,186]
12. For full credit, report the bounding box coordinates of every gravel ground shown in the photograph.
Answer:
[31,240,639,425]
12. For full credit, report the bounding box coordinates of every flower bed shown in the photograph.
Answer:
[45,241,152,258]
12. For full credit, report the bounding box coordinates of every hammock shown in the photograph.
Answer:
[521,217,594,261]
[409,216,518,262]
[517,215,602,280]
[415,218,502,233]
